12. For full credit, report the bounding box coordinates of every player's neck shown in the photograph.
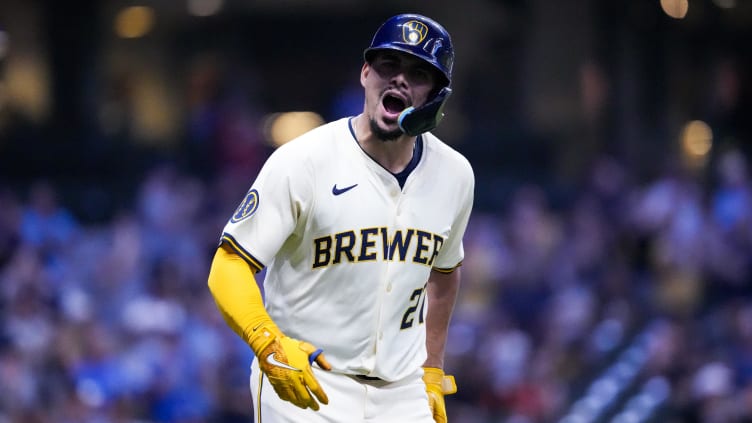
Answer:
[352,115,416,174]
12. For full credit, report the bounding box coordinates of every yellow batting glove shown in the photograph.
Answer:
[423,367,457,423]
[250,323,332,410]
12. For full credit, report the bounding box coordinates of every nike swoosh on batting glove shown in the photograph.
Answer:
[423,367,457,423]
[250,323,332,410]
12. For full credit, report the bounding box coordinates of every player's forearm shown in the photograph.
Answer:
[207,244,277,345]
[423,268,461,369]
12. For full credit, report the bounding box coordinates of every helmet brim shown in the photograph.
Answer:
[364,47,451,88]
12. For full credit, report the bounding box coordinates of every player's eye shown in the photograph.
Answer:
[408,67,432,84]
[379,58,400,70]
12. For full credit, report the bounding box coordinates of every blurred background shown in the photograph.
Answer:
[0,0,751,422]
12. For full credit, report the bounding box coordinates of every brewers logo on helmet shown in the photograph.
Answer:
[403,20,428,45]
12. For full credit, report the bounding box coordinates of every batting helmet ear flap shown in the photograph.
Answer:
[398,87,452,136]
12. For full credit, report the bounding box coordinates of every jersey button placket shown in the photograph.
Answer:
[389,191,405,295]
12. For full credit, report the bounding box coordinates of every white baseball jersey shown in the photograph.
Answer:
[221,117,474,382]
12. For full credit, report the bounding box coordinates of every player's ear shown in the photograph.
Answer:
[360,62,369,87]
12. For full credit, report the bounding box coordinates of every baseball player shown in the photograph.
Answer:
[208,13,474,423]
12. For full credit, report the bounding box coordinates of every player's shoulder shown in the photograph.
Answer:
[278,118,349,154]
[264,118,349,169]
[422,132,474,178]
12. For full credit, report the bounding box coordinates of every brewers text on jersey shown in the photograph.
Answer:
[311,227,445,268]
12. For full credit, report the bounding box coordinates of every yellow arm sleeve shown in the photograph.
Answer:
[207,244,279,346]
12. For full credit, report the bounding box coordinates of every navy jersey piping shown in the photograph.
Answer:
[220,232,265,272]
[347,117,423,189]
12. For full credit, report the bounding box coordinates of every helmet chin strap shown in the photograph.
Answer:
[397,87,452,136]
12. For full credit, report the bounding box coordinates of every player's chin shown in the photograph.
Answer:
[381,116,399,129]
[373,121,404,141]
[384,111,406,128]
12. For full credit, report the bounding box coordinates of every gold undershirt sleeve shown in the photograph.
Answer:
[207,244,278,345]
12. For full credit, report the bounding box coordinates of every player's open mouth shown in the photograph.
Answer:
[382,94,407,117]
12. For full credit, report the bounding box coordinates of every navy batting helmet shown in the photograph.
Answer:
[364,14,454,87]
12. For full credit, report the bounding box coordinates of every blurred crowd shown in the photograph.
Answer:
[1,139,751,422]
[448,148,752,423]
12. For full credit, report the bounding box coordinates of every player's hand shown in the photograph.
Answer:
[250,323,332,410]
[423,367,457,423]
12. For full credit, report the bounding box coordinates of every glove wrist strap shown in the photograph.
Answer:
[441,375,457,395]
[248,321,283,356]
[423,367,457,395]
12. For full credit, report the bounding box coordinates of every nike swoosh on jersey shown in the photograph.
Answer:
[332,184,358,196]
[266,352,302,372]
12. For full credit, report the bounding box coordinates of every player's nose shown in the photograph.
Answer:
[389,68,409,88]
